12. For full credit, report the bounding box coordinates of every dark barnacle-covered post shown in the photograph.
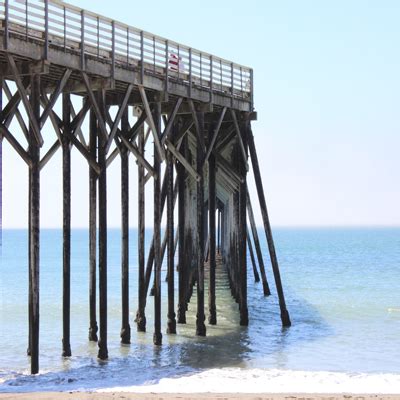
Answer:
[177,135,187,324]
[166,120,177,334]
[238,114,248,326]
[208,122,217,325]
[29,73,41,374]
[153,100,163,345]
[97,90,108,359]
[62,93,72,357]
[120,108,131,344]
[88,109,98,341]
[136,123,146,332]
[195,110,206,337]
[247,124,291,327]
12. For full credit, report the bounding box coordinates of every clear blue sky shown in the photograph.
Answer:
[3,0,400,227]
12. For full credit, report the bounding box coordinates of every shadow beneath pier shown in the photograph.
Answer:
[0,281,331,393]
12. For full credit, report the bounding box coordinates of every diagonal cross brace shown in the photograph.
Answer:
[0,124,32,167]
[203,106,227,167]
[138,85,165,161]
[119,134,156,177]
[3,81,28,140]
[161,98,182,145]
[105,84,133,154]
[6,54,44,147]
[80,71,109,145]
[40,69,72,129]
[165,139,200,182]
[230,109,249,171]
[188,99,206,154]
[0,77,30,125]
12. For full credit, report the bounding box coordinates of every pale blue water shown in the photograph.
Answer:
[0,228,400,392]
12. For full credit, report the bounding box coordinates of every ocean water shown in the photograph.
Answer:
[0,227,400,393]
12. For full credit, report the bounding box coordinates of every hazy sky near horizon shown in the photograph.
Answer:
[2,0,400,228]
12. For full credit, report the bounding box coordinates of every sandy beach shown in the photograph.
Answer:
[0,393,399,400]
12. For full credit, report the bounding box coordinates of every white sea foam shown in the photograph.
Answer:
[98,368,400,394]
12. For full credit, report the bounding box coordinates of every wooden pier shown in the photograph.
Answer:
[0,0,291,375]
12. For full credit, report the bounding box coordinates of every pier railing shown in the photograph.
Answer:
[0,0,253,104]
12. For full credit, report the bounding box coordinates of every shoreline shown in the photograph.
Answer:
[0,393,399,400]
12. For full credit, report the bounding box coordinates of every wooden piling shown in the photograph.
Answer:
[246,190,271,296]
[62,93,72,357]
[166,125,176,334]
[238,117,248,326]
[143,167,169,298]
[28,74,40,374]
[97,91,108,359]
[120,109,131,344]
[153,100,162,345]
[196,111,206,337]
[177,135,187,324]
[248,126,291,327]
[88,109,98,342]
[136,123,146,332]
[246,227,260,283]
[217,209,221,253]
[208,147,217,325]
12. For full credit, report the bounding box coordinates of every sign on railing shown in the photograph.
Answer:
[0,0,253,103]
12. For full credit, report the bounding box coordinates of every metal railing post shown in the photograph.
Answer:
[126,27,129,65]
[220,60,222,88]
[152,36,155,72]
[80,10,85,70]
[111,20,115,79]
[189,48,192,98]
[25,0,28,41]
[4,0,9,50]
[230,62,234,108]
[240,67,243,99]
[250,69,254,110]
[200,53,202,87]
[96,16,99,57]
[165,40,169,93]
[140,31,144,84]
[209,55,213,103]
[44,0,49,59]
[63,6,66,51]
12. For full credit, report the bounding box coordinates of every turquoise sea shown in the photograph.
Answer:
[1,227,400,393]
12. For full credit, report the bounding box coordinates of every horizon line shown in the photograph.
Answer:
[2,224,400,230]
